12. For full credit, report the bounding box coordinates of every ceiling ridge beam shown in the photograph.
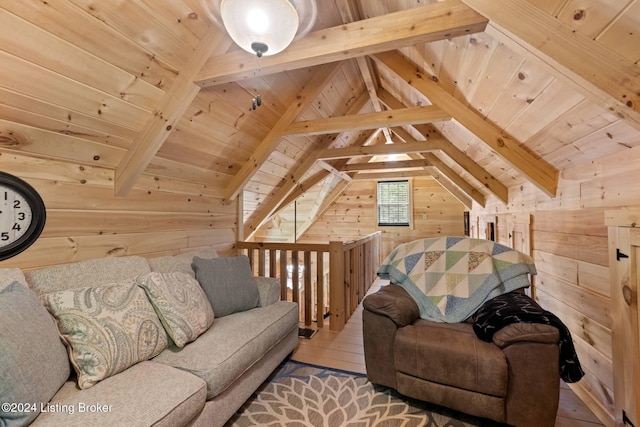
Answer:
[461,0,640,131]
[373,50,559,197]
[283,106,450,136]
[223,62,342,203]
[114,28,231,196]
[195,0,487,86]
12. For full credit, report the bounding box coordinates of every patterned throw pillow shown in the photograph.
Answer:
[137,272,215,347]
[41,278,168,389]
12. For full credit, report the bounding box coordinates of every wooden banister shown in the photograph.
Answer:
[237,231,382,331]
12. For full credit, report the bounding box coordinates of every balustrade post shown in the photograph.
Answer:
[329,241,345,331]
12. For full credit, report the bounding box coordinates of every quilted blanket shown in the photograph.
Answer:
[377,237,536,322]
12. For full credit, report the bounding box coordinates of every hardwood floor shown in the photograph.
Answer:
[291,279,604,427]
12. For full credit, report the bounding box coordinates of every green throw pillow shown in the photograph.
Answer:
[41,278,168,389]
[137,271,215,347]
[192,255,259,318]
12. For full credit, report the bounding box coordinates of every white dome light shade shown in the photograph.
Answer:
[220,0,299,56]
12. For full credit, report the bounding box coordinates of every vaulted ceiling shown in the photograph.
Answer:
[2,0,639,242]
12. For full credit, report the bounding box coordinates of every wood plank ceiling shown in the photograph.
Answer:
[1,0,639,242]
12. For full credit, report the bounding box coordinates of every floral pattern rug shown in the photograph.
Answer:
[226,360,503,427]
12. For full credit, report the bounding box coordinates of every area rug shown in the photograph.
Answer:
[226,360,504,426]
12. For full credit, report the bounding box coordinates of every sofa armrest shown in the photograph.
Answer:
[255,277,281,307]
[492,323,559,348]
[362,284,420,327]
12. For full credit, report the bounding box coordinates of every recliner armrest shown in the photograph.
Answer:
[362,284,420,327]
[492,323,559,348]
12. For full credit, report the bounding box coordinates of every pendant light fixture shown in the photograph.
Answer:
[202,0,317,57]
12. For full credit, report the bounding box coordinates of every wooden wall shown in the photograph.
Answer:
[298,176,465,258]
[0,150,237,271]
[470,143,640,426]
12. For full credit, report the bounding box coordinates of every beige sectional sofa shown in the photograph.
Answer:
[0,249,299,427]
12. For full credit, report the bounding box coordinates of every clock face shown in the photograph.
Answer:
[1,185,33,245]
[0,172,46,261]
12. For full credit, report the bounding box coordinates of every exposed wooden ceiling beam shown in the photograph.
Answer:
[355,56,393,143]
[423,154,485,207]
[352,170,431,180]
[275,170,332,214]
[390,126,509,204]
[195,0,487,86]
[114,28,231,196]
[342,159,432,172]
[317,160,353,182]
[283,106,450,136]
[374,50,559,197]
[223,62,342,203]
[350,169,473,209]
[296,178,354,239]
[425,167,474,209]
[461,0,640,132]
[377,88,508,203]
[318,140,440,160]
[243,92,370,240]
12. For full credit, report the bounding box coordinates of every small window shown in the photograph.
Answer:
[377,180,410,226]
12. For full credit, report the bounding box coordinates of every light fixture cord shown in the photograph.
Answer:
[251,54,263,110]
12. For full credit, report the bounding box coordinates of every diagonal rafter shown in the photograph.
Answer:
[373,50,558,197]
[115,27,231,196]
[377,88,508,203]
[243,92,371,240]
[224,62,342,203]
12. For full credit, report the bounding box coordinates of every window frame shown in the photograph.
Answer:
[376,179,412,227]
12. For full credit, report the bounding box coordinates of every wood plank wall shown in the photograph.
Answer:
[298,176,465,259]
[470,144,640,426]
[0,151,237,271]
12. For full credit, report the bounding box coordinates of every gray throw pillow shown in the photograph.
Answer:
[192,255,260,317]
[0,282,70,426]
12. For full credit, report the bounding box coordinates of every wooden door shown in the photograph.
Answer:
[606,212,640,427]
[509,213,532,256]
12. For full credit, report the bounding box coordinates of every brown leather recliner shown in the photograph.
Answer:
[363,284,561,427]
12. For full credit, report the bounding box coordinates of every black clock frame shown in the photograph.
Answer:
[0,171,46,261]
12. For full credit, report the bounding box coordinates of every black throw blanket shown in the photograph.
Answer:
[471,292,584,383]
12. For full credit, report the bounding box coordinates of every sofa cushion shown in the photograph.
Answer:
[30,361,207,427]
[137,271,215,347]
[192,255,259,318]
[25,255,151,296]
[41,278,168,389]
[148,249,218,278]
[152,300,299,399]
[255,276,281,307]
[0,282,70,426]
[394,320,508,397]
[0,267,28,288]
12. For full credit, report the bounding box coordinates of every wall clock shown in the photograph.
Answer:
[0,171,46,261]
